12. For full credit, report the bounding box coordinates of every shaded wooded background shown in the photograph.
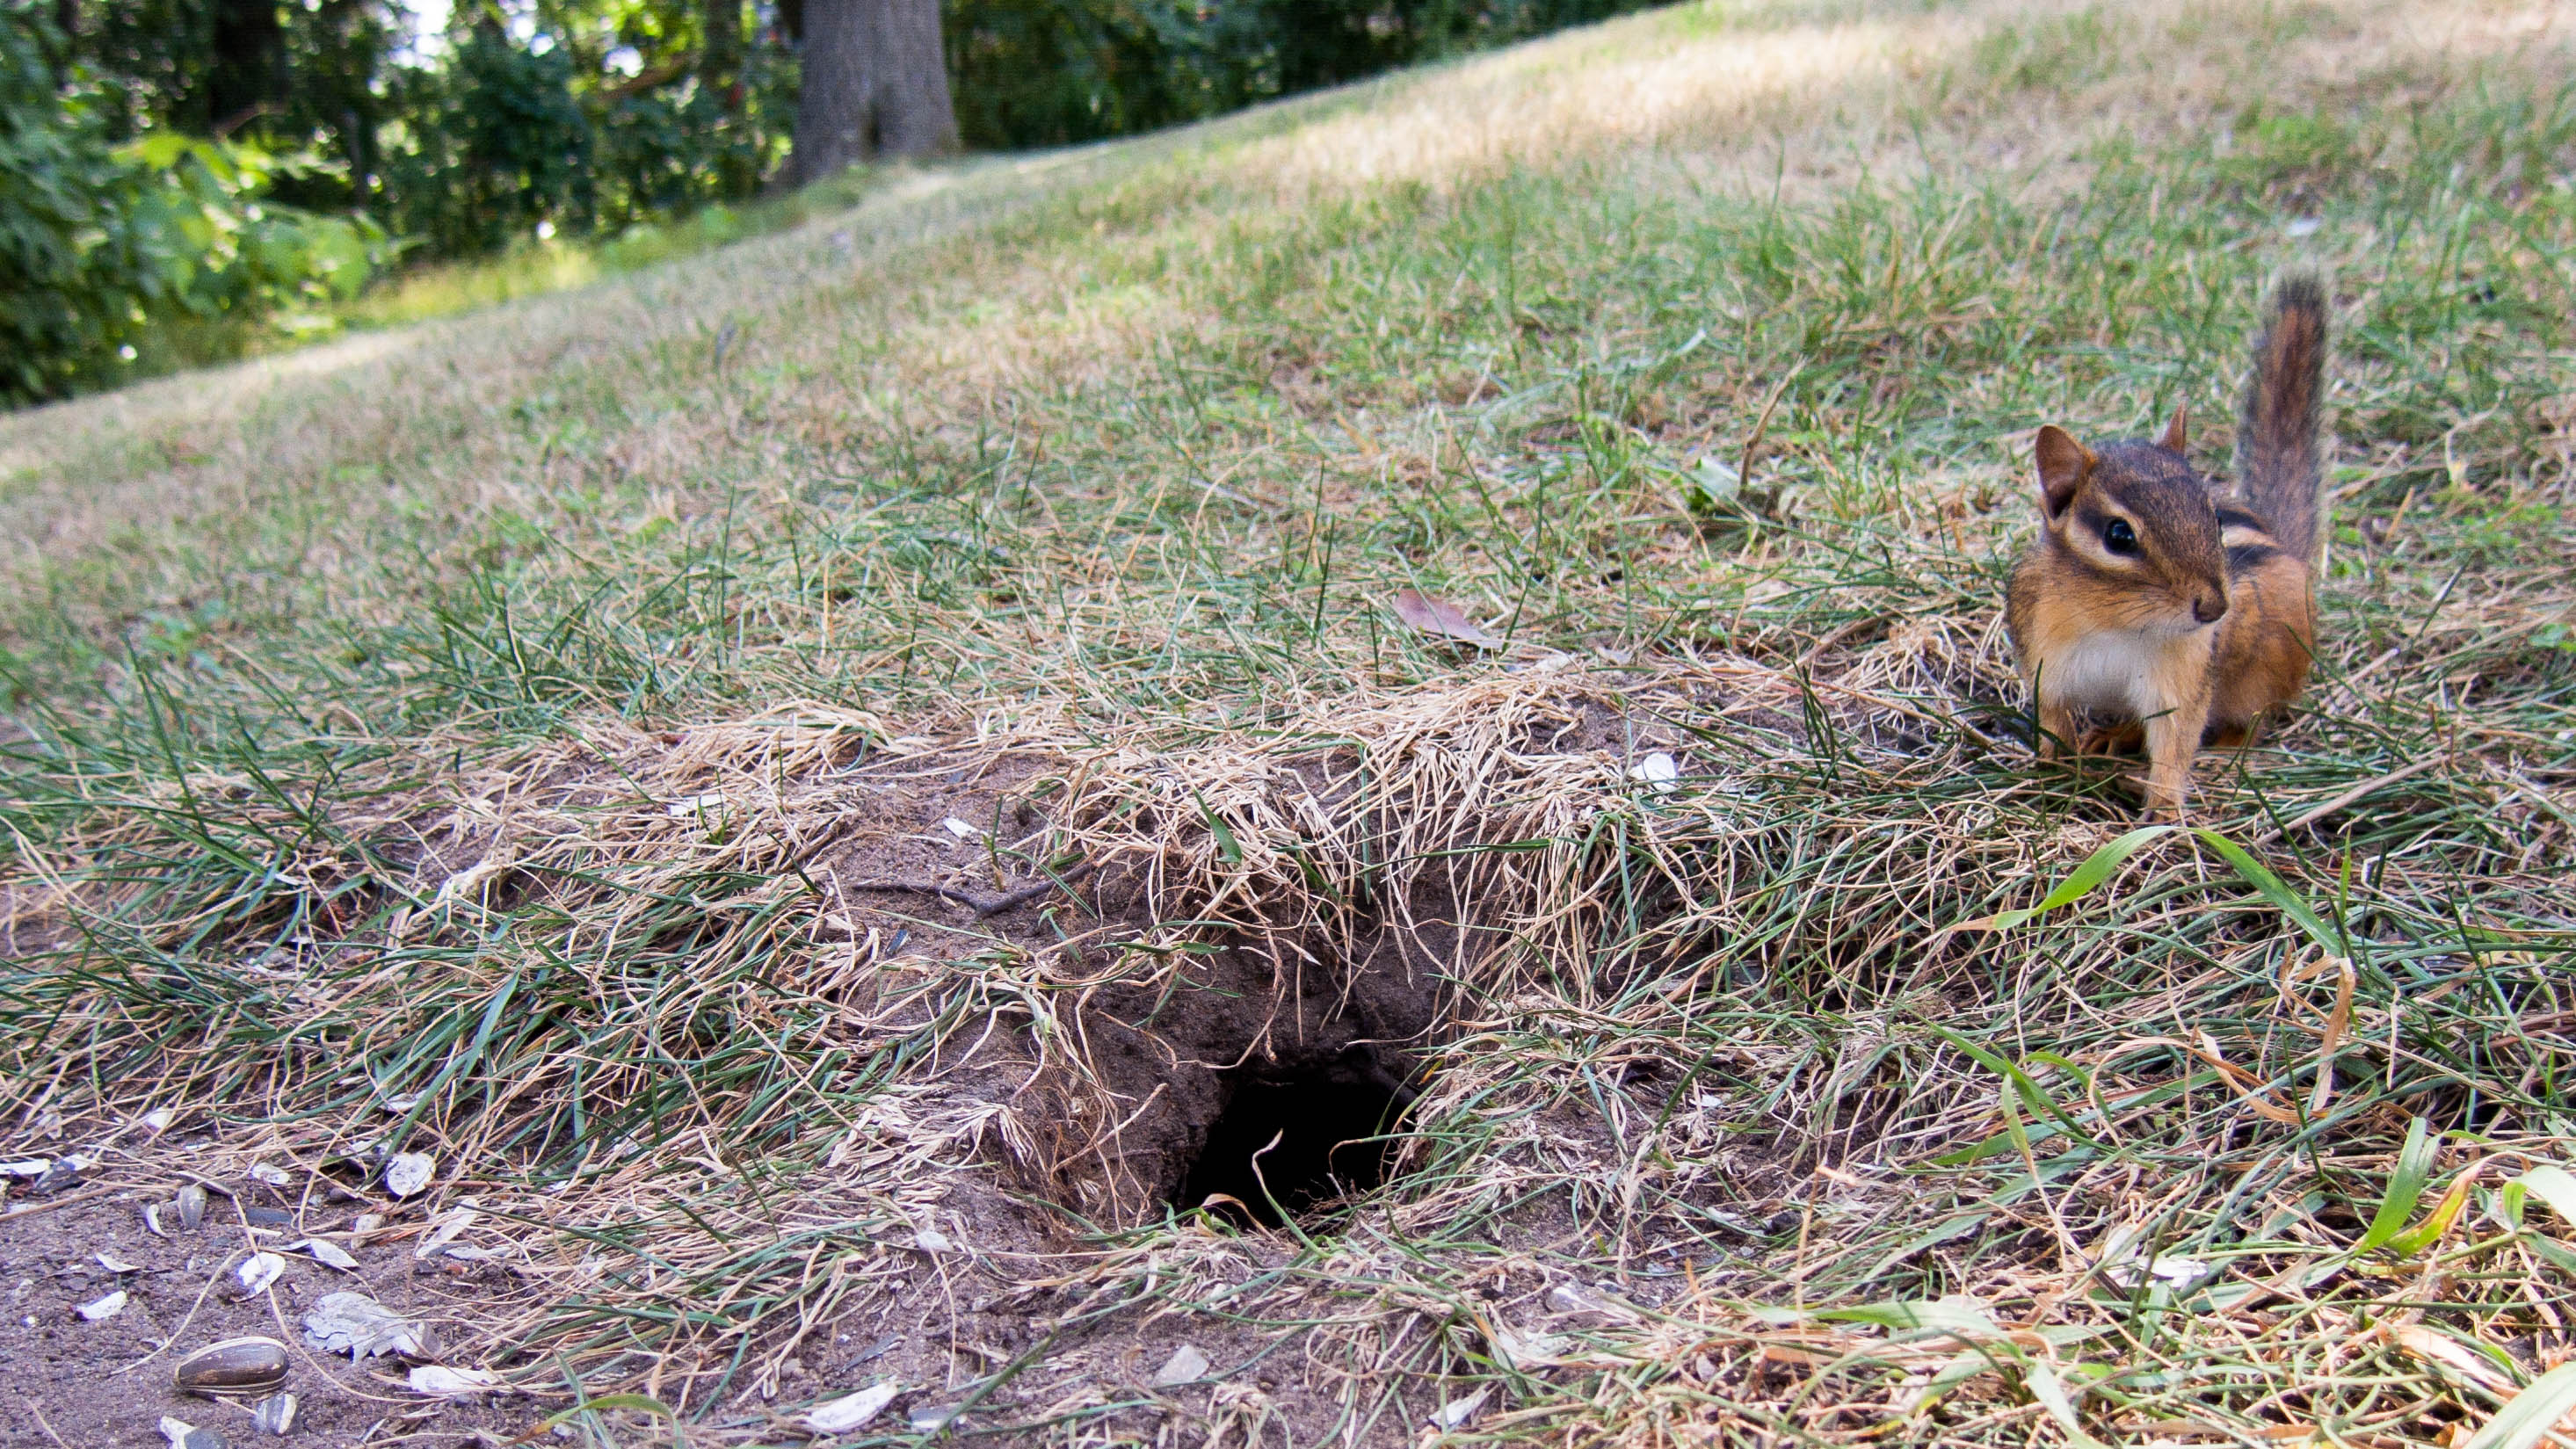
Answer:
[2,0,1652,404]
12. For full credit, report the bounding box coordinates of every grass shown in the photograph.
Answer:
[331,163,932,334]
[7,0,2576,1444]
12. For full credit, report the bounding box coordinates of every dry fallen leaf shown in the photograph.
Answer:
[1390,590,1500,648]
[2392,1322,2520,1396]
[305,1290,437,1359]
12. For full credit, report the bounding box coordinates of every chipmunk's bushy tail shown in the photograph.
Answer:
[2236,272,2328,564]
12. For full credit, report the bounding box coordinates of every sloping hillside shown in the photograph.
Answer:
[6,2,2576,1445]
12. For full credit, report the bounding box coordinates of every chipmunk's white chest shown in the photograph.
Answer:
[2035,628,2181,719]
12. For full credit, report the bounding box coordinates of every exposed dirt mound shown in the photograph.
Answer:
[4,658,2568,1446]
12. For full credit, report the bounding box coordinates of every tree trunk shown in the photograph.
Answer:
[208,0,286,135]
[702,0,743,103]
[787,0,954,187]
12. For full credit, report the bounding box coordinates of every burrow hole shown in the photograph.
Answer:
[1176,1044,1417,1228]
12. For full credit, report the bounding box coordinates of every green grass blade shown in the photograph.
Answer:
[2464,1361,2576,1449]
[1950,825,2173,932]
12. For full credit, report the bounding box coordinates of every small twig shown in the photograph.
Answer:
[1795,614,1887,671]
[24,1399,69,1449]
[122,1244,249,1372]
[0,1185,119,1220]
[839,879,993,912]
[842,861,1097,918]
[2255,756,2449,842]
[1738,359,1807,496]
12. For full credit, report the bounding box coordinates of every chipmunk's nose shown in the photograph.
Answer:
[2193,591,2229,626]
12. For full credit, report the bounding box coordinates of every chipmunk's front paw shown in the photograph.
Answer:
[2119,771,2189,821]
[2079,723,2144,757]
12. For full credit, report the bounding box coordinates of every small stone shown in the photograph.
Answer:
[1151,1344,1209,1387]
[907,1404,966,1434]
[174,1336,290,1397]
[160,1416,227,1449]
[76,1289,127,1321]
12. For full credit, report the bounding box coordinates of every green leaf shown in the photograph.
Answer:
[1951,825,2173,931]
[1925,1026,2110,1154]
[511,1395,686,1447]
[2513,1164,2576,1228]
[2464,1360,2576,1449]
[2192,828,2343,952]
[1799,1294,2005,1337]
[1193,790,1243,866]
[2025,1358,2108,1449]
[2355,1116,2438,1254]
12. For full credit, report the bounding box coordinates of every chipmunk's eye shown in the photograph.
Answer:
[2103,518,2138,555]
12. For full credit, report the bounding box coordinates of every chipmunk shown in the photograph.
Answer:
[2006,274,2327,818]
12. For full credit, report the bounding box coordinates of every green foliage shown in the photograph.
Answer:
[376,27,598,257]
[9,4,2576,1435]
[370,18,795,257]
[13,0,1665,405]
[0,4,385,403]
[944,0,1663,150]
[592,46,796,231]
[2,9,148,401]
[946,0,1206,149]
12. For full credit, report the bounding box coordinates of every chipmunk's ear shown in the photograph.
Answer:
[2034,424,2095,519]
[2159,402,2188,455]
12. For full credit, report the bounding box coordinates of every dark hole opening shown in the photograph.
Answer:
[1178,1047,1411,1228]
